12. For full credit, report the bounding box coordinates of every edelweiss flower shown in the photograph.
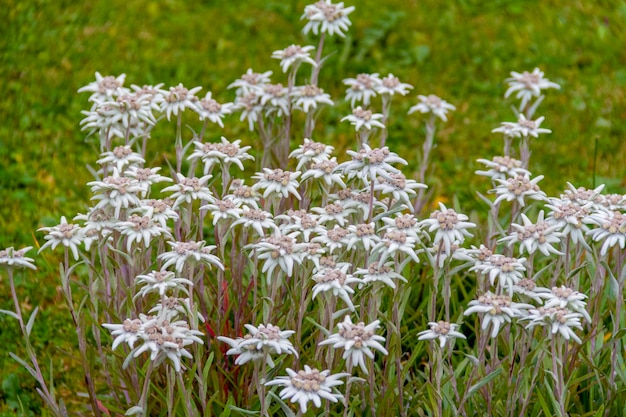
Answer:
[38,216,84,260]
[124,166,172,197]
[585,209,626,256]
[420,203,475,255]
[271,44,317,73]
[230,207,278,237]
[160,173,214,209]
[233,92,263,131]
[0,247,36,270]
[301,0,356,37]
[158,240,224,274]
[311,225,351,253]
[512,115,551,138]
[380,213,421,240]
[252,168,301,200]
[504,68,560,109]
[343,73,381,107]
[228,68,273,96]
[418,321,466,348]
[464,292,532,338]
[136,199,179,228]
[408,94,456,122]
[226,180,260,209]
[491,174,546,206]
[277,210,324,242]
[116,214,172,252]
[134,270,193,299]
[524,306,584,343]
[88,170,145,219]
[346,222,380,251]
[259,83,290,117]
[265,366,349,414]
[292,85,334,113]
[341,106,385,131]
[78,72,127,102]
[535,285,591,323]
[201,199,243,225]
[545,198,592,247]
[188,136,254,174]
[371,229,420,263]
[561,183,605,208]
[157,83,202,121]
[375,73,413,96]
[499,211,564,256]
[353,261,407,289]
[300,158,346,188]
[475,156,530,180]
[374,173,427,210]
[470,254,527,295]
[338,144,407,183]
[218,323,297,367]
[320,316,388,373]
[311,265,361,310]
[102,314,203,372]
[193,92,233,127]
[253,232,307,280]
[289,138,334,171]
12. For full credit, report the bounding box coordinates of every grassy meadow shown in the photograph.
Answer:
[1,0,625,415]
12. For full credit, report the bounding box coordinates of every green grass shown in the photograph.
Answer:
[1,0,625,414]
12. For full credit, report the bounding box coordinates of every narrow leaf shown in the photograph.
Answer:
[26,306,39,336]
[468,367,502,395]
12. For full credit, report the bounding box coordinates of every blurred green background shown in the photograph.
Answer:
[1,0,625,413]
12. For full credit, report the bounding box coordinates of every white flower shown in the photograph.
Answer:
[103,314,204,372]
[233,92,263,131]
[343,73,381,107]
[78,72,127,102]
[312,266,361,310]
[265,366,349,414]
[535,286,591,323]
[524,307,583,343]
[116,214,172,252]
[192,92,233,127]
[346,222,380,251]
[491,174,547,206]
[320,316,388,373]
[226,180,260,209]
[418,321,466,348]
[353,261,407,289]
[464,293,532,338]
[124,166,172,197]
[135,199,179,229]
[408,94,455,122]
[375,73,413,96]
[253,233,307,280]
[149,297,201,322]
[88,170,145,219]
[511,114,551,138]
[188,136,254,174]
[499,211,564,256]
[161,173,214,209]
[371,229,420,263]
[272,44,317,73]
[334,188,385,219]
[470,254,527,295]
[0,247,36,270]
[252,168,301,200]
[228,68,272,96]
[561,183,605,208]
[380,213,421,240]
[292,85,334,113]
[301,0,356,37]
[545,199,592,248]
[230,207,278,237]
[475,156,530,180]
[260,83,290,117]
[311,203,354,227]
[158,240,224,274]
[289,138,334,171]
[277,210,324,242]
[38,216,84,260]
[420,203,476,255]
[504,68,560,109]
[338,144,407,183]
[341,106,385,131]
[218,323,298,367]
[157,83,202,121]
[301,158,346,188]
[511,278,545,304]
[374,173,427,210]
[585,209,626,256]
[134,270,192,299]
[491,122,522,138]
[311,225,350,253]
[201,199,243,226]
[97,93,156,129]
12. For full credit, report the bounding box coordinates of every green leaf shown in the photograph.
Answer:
[26,306,39,336]
[468,367,502,395]
[0,308,19,320]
